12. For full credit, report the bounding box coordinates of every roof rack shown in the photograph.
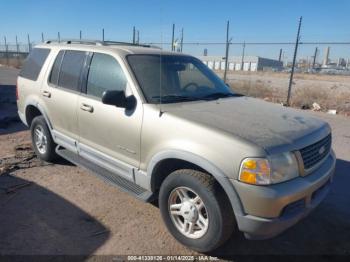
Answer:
[44,39,160,49]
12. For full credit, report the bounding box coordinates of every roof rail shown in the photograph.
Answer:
[44,39,161,49]
[44,39,104,46]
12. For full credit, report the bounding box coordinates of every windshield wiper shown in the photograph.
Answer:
[200,92,243,100]
[152,95,198,103]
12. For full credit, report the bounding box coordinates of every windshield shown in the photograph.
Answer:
[127,54,236,103]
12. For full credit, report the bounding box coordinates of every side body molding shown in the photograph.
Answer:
[147,150,245,218]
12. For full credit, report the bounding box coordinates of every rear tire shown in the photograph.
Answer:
[30,116,58,162]
[159,169,235,252]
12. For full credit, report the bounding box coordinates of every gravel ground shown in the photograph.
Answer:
[0,67,350,258]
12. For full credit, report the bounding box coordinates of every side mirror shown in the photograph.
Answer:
[102,90,136,110]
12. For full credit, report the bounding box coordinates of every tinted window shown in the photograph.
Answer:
[127,55,232,103]
[58,50,86,91]
[20,48,50,81]
[87,53,127,98]
[49,50,64,86]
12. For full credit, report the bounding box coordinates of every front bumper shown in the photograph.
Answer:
[233,150,336,240]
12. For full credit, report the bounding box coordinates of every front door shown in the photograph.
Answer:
[77,52,142,180]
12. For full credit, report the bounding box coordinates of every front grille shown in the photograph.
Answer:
[299,134,332,170]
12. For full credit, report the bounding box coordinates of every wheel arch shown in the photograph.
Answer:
[24,101,53,130]
[147,150,245,218]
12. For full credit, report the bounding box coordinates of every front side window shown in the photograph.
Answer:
[20,48,50,81]
[87,53,127,98]
[127,55,235,103]
[58,50,86,91]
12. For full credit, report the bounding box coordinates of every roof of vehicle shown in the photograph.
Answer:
[34,40,184,57]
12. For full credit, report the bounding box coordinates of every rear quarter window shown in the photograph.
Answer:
[19,48,50,81]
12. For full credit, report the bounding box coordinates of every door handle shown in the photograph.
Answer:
[80,103,94,113]
[42,90,51,98]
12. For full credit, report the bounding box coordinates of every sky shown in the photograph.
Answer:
[1,0,350,61]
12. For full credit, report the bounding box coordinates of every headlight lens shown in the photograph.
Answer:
[239,152,299,185]
[268,152,299,184]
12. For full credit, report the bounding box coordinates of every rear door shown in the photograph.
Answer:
[77,52,143,180]
[41,49,88,153]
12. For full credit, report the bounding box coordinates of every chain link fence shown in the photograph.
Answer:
[0,37,349,114]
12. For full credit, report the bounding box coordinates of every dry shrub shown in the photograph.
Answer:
[229,79,284,103]
[291,87,350,114]
[229,79,350,115]
[0,58,23,69]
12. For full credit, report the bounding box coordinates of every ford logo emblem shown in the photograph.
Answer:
[319,146,325,155]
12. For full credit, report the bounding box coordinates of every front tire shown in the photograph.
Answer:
[30,116,57,162]
[159,169,235,252]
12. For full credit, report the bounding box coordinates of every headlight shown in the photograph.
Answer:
[239,152,299,185]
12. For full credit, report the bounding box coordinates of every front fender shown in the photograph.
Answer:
[147,149,245,218]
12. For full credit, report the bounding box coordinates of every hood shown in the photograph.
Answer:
[162,97,330,154]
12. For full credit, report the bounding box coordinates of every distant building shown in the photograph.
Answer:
[203,48,208,56]
[323,47,330,66]
[197,55,283,72]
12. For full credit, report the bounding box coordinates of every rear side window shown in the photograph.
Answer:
[87,53,127,98]
[19,48,50,81]
[58,50,86,91]
[49,51,64,86]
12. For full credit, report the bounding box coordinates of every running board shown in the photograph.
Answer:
[56,146,154,202]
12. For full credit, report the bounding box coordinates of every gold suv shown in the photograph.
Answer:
[17,40,336,252]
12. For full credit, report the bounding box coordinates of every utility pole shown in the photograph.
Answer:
[312,47,318,69]
[278,48,282,62]
[102,28,105,41]
[171,23,175,51]
[223,21,230,83]
[80,30,82,40]
[240,41,246,71]
[57,32,60,43]
[180,28,184,52]
[41,32,44,42]
[133,26,136,44]
[286,16,302,107]
[137,30,140,44]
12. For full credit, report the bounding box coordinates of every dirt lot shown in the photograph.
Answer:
[220,71,350,115]
[1,67,350,258]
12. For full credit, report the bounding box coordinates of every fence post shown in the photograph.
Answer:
[223,21,230,83]
[180,28,184,52]
[16,35,20,67]
[286,16,302,107]
[240,41,246,71]
[4,36,9,66]
[171,24,175,51]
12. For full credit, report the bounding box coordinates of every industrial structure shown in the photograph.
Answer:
[198,55,283,72]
